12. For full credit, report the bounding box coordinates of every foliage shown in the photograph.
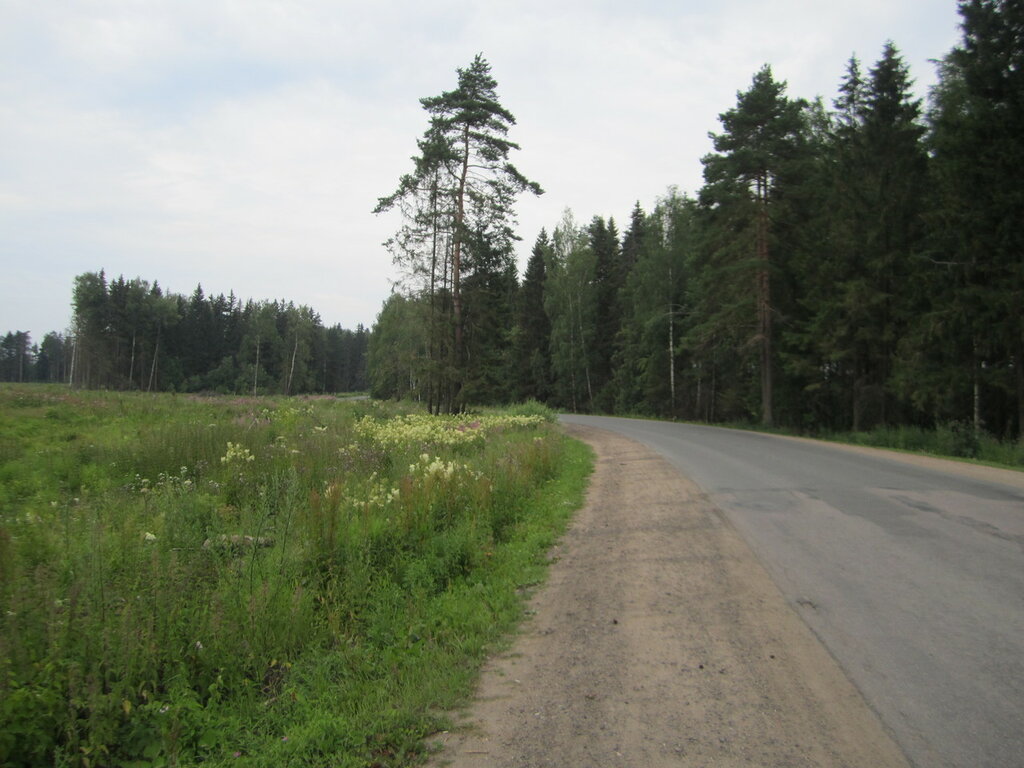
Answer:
[3,275,369,396]
[9,2,1024,454]
[372,7,1024,455]
[0,384,592,767]
[374,54,542,414]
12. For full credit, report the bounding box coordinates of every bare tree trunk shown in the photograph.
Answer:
[428,174,441,415]
[668,302,676,414]
[286,335,298,395]
[147,330,160,392]
[68,335,77,386]
[567,292,578,414]
[448,125,471,412]
[756,175,773,427]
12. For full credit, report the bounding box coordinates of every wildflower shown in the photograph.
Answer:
[143,532,157,542]
[221,442,255,464]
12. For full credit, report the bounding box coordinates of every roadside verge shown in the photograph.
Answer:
[430,424,909,767]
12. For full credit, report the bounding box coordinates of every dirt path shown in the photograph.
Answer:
[428,425,910,767]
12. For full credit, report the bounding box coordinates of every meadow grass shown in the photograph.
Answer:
[0,385,593,767]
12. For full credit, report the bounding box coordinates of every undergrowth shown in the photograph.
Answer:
[0,384,593,767]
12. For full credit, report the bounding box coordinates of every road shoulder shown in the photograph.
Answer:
[429,424,909,767]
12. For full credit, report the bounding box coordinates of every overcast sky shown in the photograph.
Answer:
[1,0,963,341]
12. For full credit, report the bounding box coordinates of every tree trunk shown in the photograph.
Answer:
[428,174,441,416]
[668,303,676,415]
[253,336,260,396]
[449,125,471,412]
[286,335,298,395]
[147,330,160,392]
[756,176,773,427]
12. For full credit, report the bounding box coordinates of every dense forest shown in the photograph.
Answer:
[0,275,368,394]
[368,0,1024,440]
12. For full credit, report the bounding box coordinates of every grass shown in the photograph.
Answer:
[823,422,1024,468]
[0,384,593,767]
[712,419,1024,470]
[604,406,1024,471]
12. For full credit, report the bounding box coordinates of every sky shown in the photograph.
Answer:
[0,0,964,341]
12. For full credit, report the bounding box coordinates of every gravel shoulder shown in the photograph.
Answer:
[428,424,910,767]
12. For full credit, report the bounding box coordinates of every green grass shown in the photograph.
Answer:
[821,422,1024,467]
[0,384,593,767]
[715,419,1024,470]
[608,407,1024,471]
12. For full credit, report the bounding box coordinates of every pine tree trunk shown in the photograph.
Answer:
[448,125,471,413]
[756,176,773,427]
[286,335,298,395]
[68,336,77,386]
[253,336,260,396]
[427,175,441,416]
[148,331,160,392]
[668,302,676,414]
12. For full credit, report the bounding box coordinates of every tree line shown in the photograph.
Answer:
[369,0,1023,439]
[1,272,368,394]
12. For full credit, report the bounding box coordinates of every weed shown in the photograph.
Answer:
[0,384,592,767]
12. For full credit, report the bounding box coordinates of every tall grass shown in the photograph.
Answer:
[830,422,1024,467]
[0,385,592,767]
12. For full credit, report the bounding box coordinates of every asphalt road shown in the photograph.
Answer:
[559,415,1024,768]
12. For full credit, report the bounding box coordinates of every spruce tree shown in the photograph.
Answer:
[512,230,554,402]
[799,44,928,430]
[589,215,622,410]
[925,0,1024,437]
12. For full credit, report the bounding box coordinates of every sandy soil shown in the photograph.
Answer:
[428,424,910,767]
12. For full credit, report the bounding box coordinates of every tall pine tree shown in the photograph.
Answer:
[698,66,807,426]
[375,54,542,412]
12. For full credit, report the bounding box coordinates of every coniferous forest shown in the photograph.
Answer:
[1,277,368,395]
[368,0,1024,442]
[3,1,1021,443]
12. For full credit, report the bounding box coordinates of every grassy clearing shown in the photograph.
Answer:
[0,385,593,767]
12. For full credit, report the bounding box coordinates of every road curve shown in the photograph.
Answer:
[559,415,1024,768]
